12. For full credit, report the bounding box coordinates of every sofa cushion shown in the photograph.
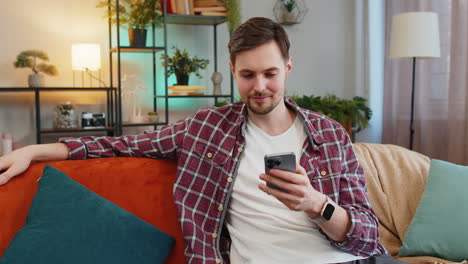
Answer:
[399,159,468,261]
[0,157,185,264]
[0,165,174,264]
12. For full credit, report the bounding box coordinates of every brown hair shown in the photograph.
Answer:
[228,17,290,65]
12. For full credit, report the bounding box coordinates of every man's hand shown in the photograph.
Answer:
[258,163,326,219]
[0,143,70,185]
[0,147,35,185]
[258,163,352,242]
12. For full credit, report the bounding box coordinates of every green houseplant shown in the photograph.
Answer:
[160,47,209,86]
[291,94,372,137]
[13,50,58,87]
[224,0,241,33]
[97,0,163,47]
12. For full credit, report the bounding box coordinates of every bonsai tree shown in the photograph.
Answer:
[291,94,372,136]
[160,47,209,85]
[97,0,163,29]
[13,50,58,76]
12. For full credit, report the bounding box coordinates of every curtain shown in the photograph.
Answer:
[383,0,468,164]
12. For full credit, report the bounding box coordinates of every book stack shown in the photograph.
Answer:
[160,0,227,16]
[161,0,195,15]
[193,0,227,16]
[168,85,206,96]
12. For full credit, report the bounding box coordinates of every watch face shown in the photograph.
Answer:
[322,203,335,221]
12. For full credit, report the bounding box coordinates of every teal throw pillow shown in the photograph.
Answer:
[399,159,468,261]
[0,165,174,264]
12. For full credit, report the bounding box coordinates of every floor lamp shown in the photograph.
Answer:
[389,12,440,150]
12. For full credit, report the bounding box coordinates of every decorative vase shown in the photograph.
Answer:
[211,72,223,95]
[28,73,44,87]
[128,28,147,47]
[147,114,159,123]
[54,102,77,128]
[175,72,189,85]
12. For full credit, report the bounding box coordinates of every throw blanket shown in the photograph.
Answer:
[352,143,455,264]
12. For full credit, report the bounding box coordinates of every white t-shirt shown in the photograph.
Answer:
[226,116,363,264]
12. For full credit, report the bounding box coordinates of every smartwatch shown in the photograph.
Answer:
[311,196,335,224]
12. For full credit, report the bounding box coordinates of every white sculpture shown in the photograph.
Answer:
[211,72,223,95]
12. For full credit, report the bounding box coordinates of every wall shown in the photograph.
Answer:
[0,0,363,146]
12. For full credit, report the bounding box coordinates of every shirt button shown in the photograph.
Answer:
[218,205,224,211]
[212,233,218,239]
[227,177,233,183]
[207,152,213,158]
[321,170,327,176]
[215,259,221,263]
[238,147,243,152]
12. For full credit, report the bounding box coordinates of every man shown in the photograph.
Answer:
[0,17,402,263]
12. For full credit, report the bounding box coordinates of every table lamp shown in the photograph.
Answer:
[72,43,105,87]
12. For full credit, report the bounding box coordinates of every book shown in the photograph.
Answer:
[176,0,186,14]
[193,6,226,12]
[159,0,174,13]
[189,0,195,15]
[193,0,224,7]
[197,11,227,16]
[171,0,177,13]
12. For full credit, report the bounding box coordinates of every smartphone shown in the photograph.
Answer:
[264,152,296,192]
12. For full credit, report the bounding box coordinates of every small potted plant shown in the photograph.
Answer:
[147,111,159,123]
[97,0,163,47]
[13,50,58,87]
[160,47,209,86]
[273,0,307,24]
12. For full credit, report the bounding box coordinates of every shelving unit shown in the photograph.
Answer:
[109,0,234,136]
[0,87,115,144]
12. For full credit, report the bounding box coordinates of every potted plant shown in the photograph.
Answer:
[97,0,163,47]
[160,47,209,86]
[224,0,241,33]
[291,94,372,138]
[282,0,296,23]
[147,111,159,123]
[13,50,58,87]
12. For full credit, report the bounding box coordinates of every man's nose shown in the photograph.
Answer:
[253,77,266,93]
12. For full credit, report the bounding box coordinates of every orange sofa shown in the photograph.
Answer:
[0,143,458,263]
[0,157,185,264]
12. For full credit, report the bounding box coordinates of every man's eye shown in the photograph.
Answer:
[265,73,276,78]
[241,74,253,78]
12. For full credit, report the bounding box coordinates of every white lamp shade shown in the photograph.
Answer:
[72,44,101,71]
[389,12,441,58]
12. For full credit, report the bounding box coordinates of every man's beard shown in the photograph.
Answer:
[246,93,281,115]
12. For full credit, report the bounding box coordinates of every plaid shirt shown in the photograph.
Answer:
[60,97,387,263]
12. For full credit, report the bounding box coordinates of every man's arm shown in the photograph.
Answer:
[0,143,69,185]
[59,116,192,160]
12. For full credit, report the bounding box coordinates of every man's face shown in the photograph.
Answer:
[230,41,292,115]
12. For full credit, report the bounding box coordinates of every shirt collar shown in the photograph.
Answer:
[233,97,325,147]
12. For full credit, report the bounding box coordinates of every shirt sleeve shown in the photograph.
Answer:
[59,116,192,160]
[328,128,388,256]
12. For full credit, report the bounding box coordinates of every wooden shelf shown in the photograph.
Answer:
[122,122,167,127]
[110,46,165,53]
[166,14,226,25]
[0,87,115,92]
[40,127,115,134]
[156,95,231,98]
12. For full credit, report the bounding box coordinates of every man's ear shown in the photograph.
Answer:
[285,56,293,77]
[229,61,235,76]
